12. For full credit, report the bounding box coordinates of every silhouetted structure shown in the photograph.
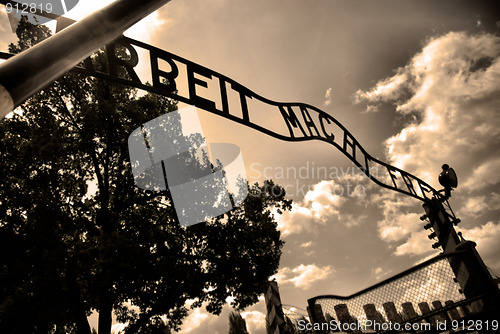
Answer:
[308,253,499,333]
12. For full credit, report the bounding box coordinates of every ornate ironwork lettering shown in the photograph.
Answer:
[0,36,441,202]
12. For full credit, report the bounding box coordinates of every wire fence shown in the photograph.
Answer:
[306,253,489,333]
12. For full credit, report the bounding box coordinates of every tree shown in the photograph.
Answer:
[0,17,292,334]
[228,311,249,334]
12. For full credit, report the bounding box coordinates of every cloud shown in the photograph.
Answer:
[274,204,315,236]
[241,311,266,334]
[303,180,346,218]
[356,32,500,188]
[393,220,500,272]
[394,230,434,256]
[355,72,408,104]
[379,211,421,242]
[414,251,441,266]
[124,10,168,42]
[461,196,489,217]
[462,157,500,191]
[274,180,347,235]
[324,87,333,106]
[180,308,210,333]
[373,192,421,242]
[177,299,268,334]
[489,193,500,210]
[272,264,334,290]
[289,265,334,289]
[459,221,500,271]
[363,105,379,113]
[356,32,500,262]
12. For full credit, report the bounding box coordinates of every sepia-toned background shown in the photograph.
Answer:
[1,1,499,332]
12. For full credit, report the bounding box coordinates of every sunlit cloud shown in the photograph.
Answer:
[357,32,500,187]
[371,192,421,242]
[459,221,500,271]
[124,11,168,43]
[356,32,500,266]
[462,157,500,192]
[461,196,489,218]
[324,87,332,106]
[176,298,269,334]
[181,308,210,333]
[363,105,379,113]
[355,72,408,104]
[394,230,434,256]
[241,311,266,333]
[392,219,500,272]
[273,180,349,235]
[272,264,334,290]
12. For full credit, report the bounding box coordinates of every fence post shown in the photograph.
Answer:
[264,280,285,334]
[363,304,385,330]
[401,302,418,321]
[306,303,330,334]
[382,302,403,324]
[333,304,362,334]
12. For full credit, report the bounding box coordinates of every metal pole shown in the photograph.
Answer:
[423,198,500,316]
[264,280,285,334]
[0,0,172,118]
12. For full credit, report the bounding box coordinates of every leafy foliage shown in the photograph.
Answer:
[0,17,291,334]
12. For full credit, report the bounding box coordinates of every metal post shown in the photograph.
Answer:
[265,280,285,334]
[0,0,172,118]
[422,198,500,317]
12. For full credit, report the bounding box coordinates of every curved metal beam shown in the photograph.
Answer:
[0,0,172,118]
[0,34,441,203]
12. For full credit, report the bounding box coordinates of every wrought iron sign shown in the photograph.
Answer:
[0,36,440,202]
[1,4,498,331]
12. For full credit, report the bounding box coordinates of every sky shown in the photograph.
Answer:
[1,0,500,333]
